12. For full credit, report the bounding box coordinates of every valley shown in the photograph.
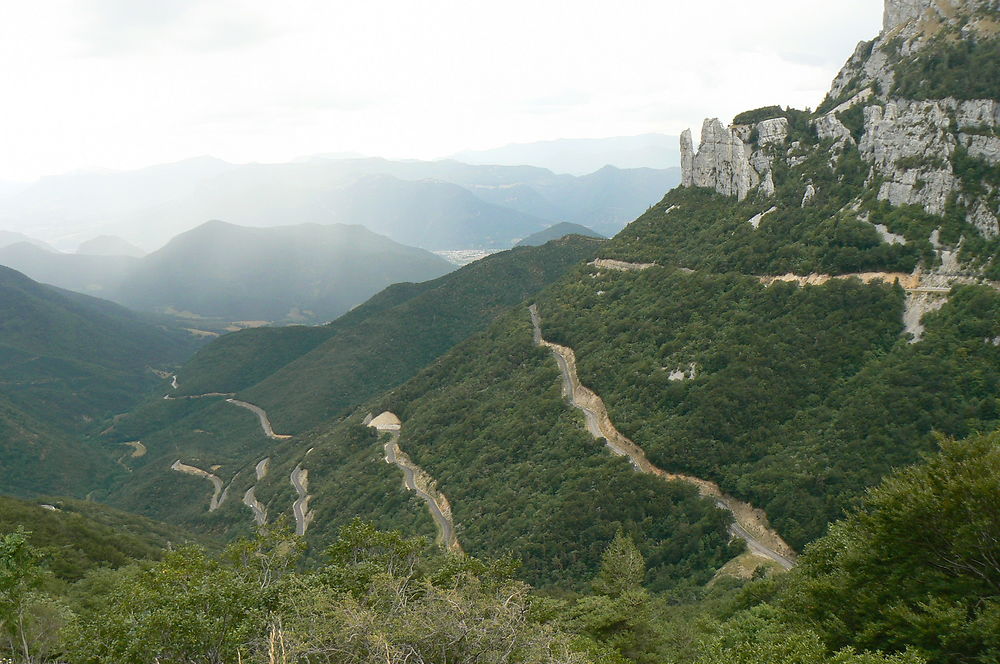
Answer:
[1,1,999,662]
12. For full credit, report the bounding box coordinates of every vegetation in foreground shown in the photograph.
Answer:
[1,430,996,663]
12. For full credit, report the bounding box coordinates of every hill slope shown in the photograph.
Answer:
[221,0,1000,580]
[0,222,457,323]
[516,223,604,247]
[116,221,456,321]
[0,265,200,497]
[0,495,210,582]
[83,0,1000,594]
[101,236,604,535]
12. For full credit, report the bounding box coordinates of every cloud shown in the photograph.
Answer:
[75,0,272,56]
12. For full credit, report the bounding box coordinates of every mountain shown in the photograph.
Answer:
[0,156,235,246]
[100,235,603,533]
[452,133,681,175]
[0,242,140,298]
[0,265,200,498]
[466,165,681,237]
[76,235,146,257]
[0,230,54,252]
[318,174,549,249]
[515,222,604,247]
[97,0,1000,595]
[117,221,456,322]
[0,222,456,323]
[0,157,677,251]
[5,2,1000,662]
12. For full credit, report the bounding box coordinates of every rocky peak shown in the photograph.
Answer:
[883,0,938,32]
[679,117,785,201]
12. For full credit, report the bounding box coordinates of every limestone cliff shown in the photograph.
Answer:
[680,0,1000,269]
[679,117,785,201]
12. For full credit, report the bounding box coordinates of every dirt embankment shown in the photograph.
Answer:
[290,464,314,536]
[242,486,267,526]
[529,305,797,568]
[371,415,462,554]
[589,258,658,272]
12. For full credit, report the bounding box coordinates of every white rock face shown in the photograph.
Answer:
[748,206,778,230]
[962,134,1000,163]
[874,223,907,245]
[860,101,959,215]
[802,184,817,207]
[955,99,1000,129]
[856,98,1000,232]
[904,290,948,343]
[883,0,937,32]
[667,363,698,381]
[687,119,757,200]
[680,129,695,188]
[970,201,1000,239]
[828,43,895,104]
[756,118,790,146]
[815,113,854,145]
[680,117,788,201]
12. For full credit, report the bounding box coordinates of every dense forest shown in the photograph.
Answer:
[2,432,996,663]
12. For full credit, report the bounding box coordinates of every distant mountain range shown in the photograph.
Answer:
[76,235,146,257]
[451,133,681,175]
[0,221,454,323]
[0,230,55,252]
[515,222,604,247]
[0,155,678,251]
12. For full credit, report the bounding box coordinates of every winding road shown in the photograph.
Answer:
[529,304,796,569]
[158,382,295,525]
[226,399,293,440]
[381,430,462,553]
[170,460,227,511]
[290,464,314,535]
[242,487,267,526]
[255,457,270,480]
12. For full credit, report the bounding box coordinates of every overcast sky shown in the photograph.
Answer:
[0,0,884,182]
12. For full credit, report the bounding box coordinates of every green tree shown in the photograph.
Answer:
[566,532,654,662]
[0,529,43,661]
[780,432,1000,663]
[696,605,925,664]
[69,527,301,664]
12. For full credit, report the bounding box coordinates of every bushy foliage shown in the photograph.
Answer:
[893,35,1000,100]
[538,262,1000,548]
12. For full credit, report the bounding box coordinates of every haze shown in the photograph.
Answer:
[1,0,883,183]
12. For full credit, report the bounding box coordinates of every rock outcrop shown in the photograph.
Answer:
[680,117,784,201]
[682,119,757,200]
[883,0,938,32]
[680,0,1000,254]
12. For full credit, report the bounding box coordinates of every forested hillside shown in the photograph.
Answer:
[0,266,200,498]
[100,236,604,537]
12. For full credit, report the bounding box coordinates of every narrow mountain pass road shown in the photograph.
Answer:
[163,392,235,401]
[243,487,267,526]
[226,399,293,440]
[290,464,314,536]
[529,305,796,569]
[158,384,294,525]
[171,460,228,511]
[255,457,270,480]
[372,418,462,553]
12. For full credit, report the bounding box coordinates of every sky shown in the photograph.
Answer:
[0,0,884,182]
